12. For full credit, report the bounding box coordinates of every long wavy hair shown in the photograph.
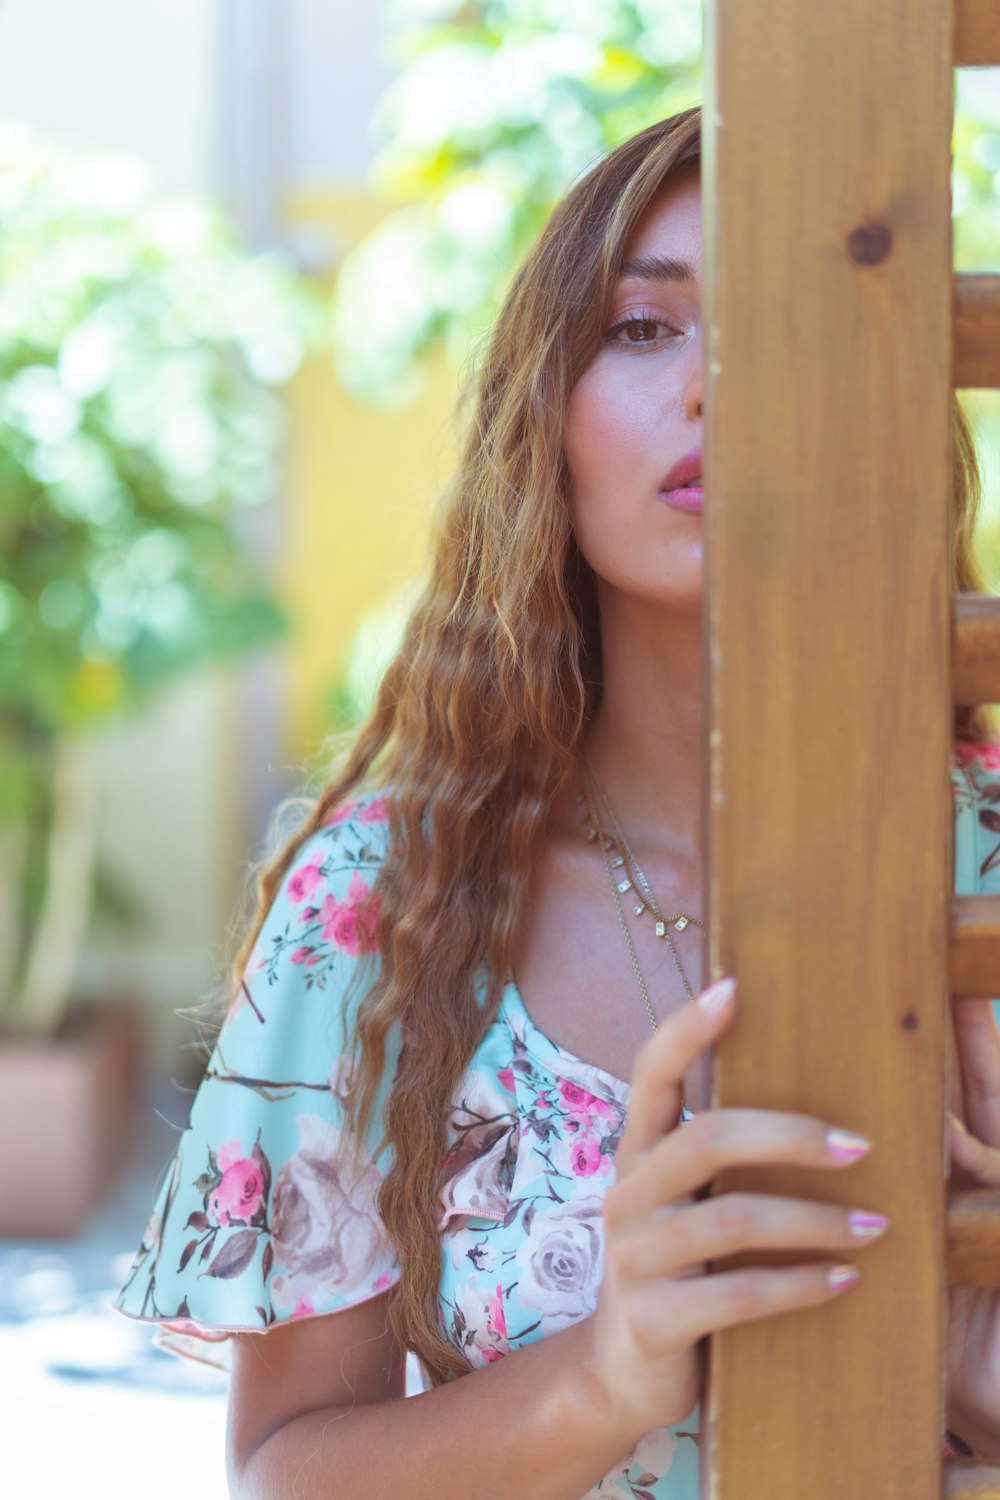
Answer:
[215,105,996,1384]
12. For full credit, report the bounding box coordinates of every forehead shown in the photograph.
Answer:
[620,167,701,284]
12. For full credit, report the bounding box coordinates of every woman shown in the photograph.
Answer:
[115,105,1000,1496]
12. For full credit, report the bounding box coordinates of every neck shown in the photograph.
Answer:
[584,588,702,865]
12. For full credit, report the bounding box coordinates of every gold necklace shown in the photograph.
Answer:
[583,747,703,945]
[577,777,689,1115]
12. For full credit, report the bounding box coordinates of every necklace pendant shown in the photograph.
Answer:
[611,855,625,869]
[674,916,689,931]
[617,877,633,894]
[586,827,598,842]
[655,919,667,938]
[633,902,646,917]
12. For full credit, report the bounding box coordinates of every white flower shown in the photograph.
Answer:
[512,1194,605,1335]
[269,1113,390,1312]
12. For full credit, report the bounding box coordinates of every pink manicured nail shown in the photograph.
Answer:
[698,977,736,1013]
[826,1129,871,1162]
[848,1211,889,1238]
[828,1264,861,1292]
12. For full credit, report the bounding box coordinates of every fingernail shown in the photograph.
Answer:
[698,976,736,1013]
[948,1112,968,1136]
[828,1264,861,1292]
[826,1129,872,1162]
[848,1211,889,1238]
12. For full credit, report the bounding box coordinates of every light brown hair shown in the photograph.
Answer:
[216,105,996,1385]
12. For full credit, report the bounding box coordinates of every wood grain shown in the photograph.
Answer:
[955,0,1000,67]
[701,0,953,1493]
[947,1189,1000,1285]
[955,276,1000,389]
[952,595,1000,707]
[950,897,1000,996]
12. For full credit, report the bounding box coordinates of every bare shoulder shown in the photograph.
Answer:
[227,1290,405,1484]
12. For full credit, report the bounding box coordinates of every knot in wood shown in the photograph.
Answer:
[847,222,893,265]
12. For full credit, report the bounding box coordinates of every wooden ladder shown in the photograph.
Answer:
[701,1,1000,1495]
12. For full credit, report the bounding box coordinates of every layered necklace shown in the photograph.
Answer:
[578,746,703,1035]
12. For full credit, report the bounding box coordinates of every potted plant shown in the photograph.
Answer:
[0,122,322,1237]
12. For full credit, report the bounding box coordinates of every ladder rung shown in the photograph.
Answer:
[944,1459,1000,1498]
[953,594,1000,707]
[955,275,1000,389]
[950,895,1000,997]
[956,0,1000,67]
[948,1189,1000,1287]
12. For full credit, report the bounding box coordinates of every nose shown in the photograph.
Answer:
[683,331,703,421]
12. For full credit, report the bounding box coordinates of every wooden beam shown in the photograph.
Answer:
[947,1189,1000,1285]
[955,276,1000,389]
[950,896,1000,996]
[955,0,1000,67]
[952,595,1000,707]
[701,0,953,1494]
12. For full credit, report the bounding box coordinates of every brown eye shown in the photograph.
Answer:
[604,314,679,346]
[625,319,658,342]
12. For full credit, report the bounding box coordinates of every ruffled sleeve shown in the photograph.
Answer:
[112,794,401,1371]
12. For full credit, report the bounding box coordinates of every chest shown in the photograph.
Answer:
[509,837,709,1110]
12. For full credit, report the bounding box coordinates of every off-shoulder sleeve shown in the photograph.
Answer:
[112,794,401,1371]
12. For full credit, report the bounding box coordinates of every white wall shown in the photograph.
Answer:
[0,0,217,194]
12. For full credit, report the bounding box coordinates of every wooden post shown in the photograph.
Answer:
[700,1,954,1494]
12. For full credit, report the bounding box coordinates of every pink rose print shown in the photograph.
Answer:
[320,872,381,957]
[373,1271,394,1293]
[291,946,321,966]
[287,853,325,904]
[488,1283,507,1342]
[955,739,1000,772]
[570,1137,604,1177]
[291,1296,314,1319]
[497,1066,516,1094]
[209,1141,265,1226]
[558,1078,598,1112]
[321,801,356,826]
[358,796,390,824]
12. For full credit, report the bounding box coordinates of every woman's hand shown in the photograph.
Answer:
[946,997,1000,1454]
[581,977,886,1445]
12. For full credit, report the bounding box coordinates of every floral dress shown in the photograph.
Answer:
[114,742,1000,1493]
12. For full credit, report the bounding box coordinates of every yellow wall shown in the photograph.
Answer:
[278,190,463,761]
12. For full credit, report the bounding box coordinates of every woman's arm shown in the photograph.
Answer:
[228,1299,638,1500]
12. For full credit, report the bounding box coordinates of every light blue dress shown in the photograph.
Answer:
[113,744,1000,1494]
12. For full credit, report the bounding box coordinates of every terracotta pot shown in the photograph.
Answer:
[0,994,146,1238]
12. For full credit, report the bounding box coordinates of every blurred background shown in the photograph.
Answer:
[0,2,997,1494]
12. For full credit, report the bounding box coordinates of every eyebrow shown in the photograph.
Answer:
[618,253,697,286]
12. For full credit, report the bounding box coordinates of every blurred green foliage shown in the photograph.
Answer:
[0,124,327,748]
[0,123,327,1031]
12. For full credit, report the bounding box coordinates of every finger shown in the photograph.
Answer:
[608,1193,888,1282]
[948,1112,1000,1188]
[609,1108,871,1225]
[616,976,737,1177]
[951,999,1000,1149]
[627,1259,860,1353]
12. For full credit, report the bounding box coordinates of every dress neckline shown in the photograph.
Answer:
[500,976,695,1119]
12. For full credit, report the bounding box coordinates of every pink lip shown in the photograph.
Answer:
[659,485,703,514]
[660,445,703,492]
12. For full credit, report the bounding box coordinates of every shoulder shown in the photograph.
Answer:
[258,790,394,980]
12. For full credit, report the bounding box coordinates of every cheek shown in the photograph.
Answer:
[564,365,651,493]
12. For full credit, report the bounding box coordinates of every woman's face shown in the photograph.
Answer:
[563,163,703,612]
